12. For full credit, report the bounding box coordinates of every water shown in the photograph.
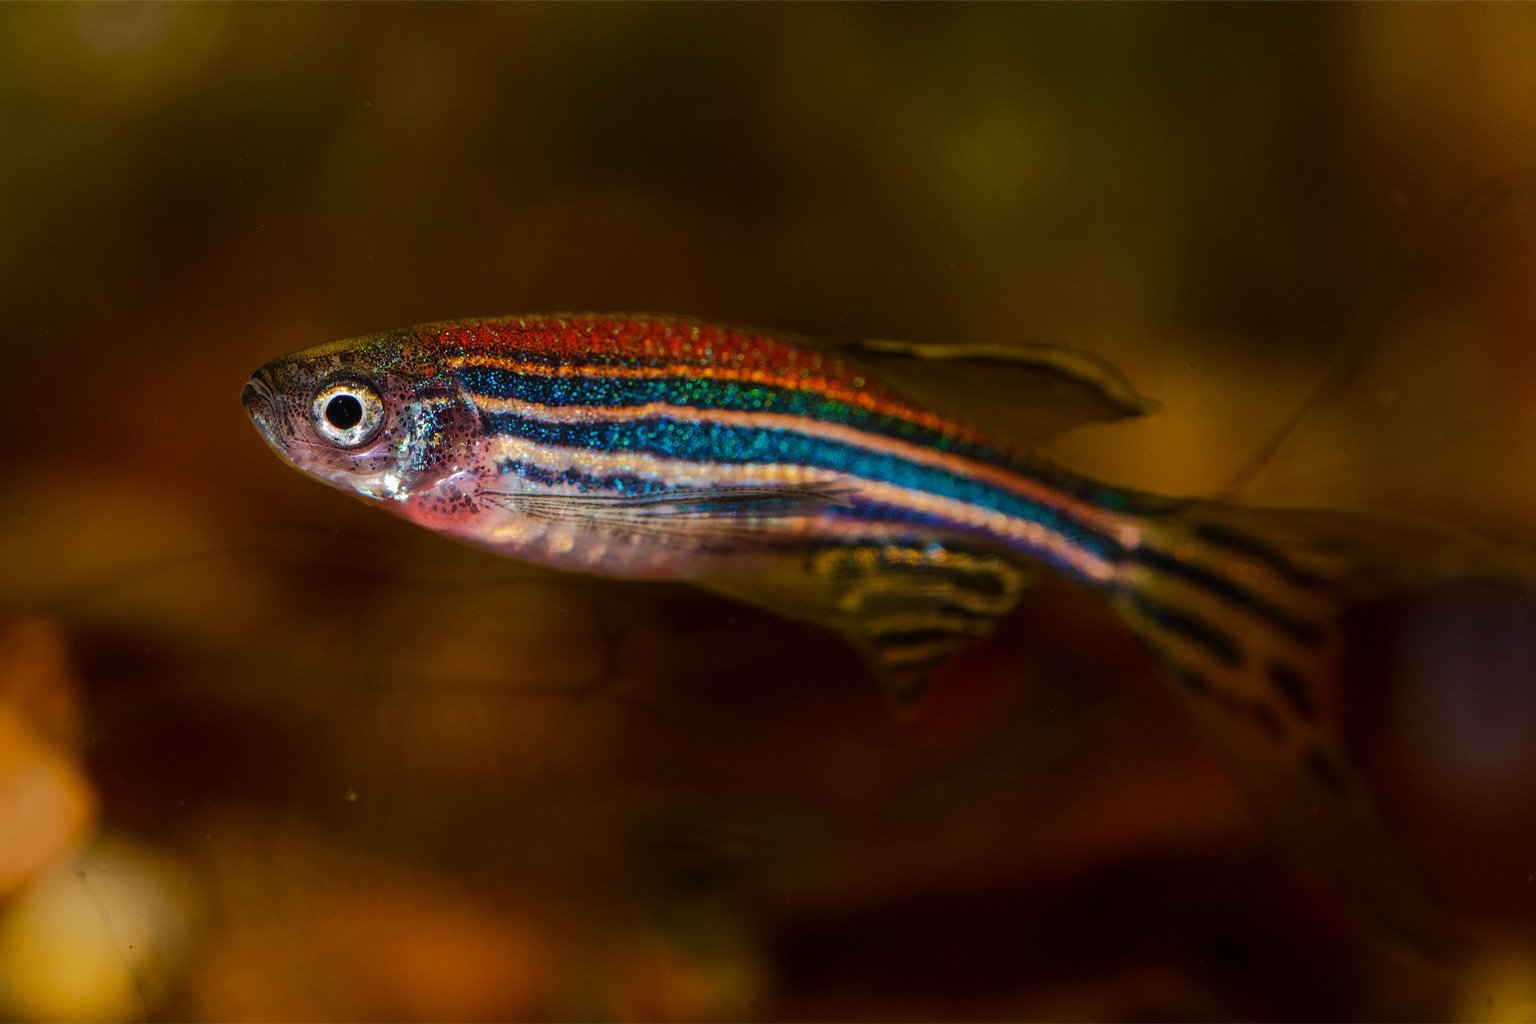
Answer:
[2,5,1535,1019]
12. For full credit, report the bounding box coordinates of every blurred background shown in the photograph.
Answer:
[2,3,1536,1020]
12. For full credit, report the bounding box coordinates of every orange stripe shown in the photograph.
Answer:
[446,351,981,444]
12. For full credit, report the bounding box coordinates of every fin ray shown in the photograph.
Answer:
[1116,499,1536,951]
[829,337,1157,445]
[702,540,1034,706]
[477,482,852,547]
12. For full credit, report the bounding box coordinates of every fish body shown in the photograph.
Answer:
[243,315,1179,697]
[243,313,1532,946]
[248,316,1140,579]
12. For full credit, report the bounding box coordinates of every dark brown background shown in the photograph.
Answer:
[1,4,1535,1020]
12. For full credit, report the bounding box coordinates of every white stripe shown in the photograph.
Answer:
[472,393,1140,548]
[482,437,1118,583]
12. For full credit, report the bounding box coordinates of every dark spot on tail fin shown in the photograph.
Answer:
[1246,702,1286,742]
[1126,591,1244,667]
[1191,522,1332,592]
[1175,668,1209,695]
[1269,661,1320,723]
[1304,744,1352,798]
[1176,668,1288,741]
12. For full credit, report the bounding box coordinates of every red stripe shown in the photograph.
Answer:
[423,314,985,443]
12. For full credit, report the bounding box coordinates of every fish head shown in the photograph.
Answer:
[242,329,481,505]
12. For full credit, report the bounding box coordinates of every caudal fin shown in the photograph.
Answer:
[1110,500,1536,952]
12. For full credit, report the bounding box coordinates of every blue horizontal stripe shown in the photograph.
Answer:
[498,458,672,497]
[482,413,1125,565]
[461,365,1178,521]
[459,365,969,454]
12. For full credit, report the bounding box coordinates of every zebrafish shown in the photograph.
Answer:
[241,313,1535,948]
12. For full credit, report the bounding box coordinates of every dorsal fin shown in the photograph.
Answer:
[830,337,1157,447]
[701,540,1034,707]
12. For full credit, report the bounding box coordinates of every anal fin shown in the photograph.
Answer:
[702,540,1034,707]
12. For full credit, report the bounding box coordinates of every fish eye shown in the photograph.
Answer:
[310,379,384,448]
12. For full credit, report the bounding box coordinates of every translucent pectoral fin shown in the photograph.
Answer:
[477,482,853,546]
[702,540,1035,707]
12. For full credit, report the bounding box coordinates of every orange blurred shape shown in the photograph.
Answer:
[1455,947,1536,1023]
[0,617,95,896]
[191,852,555,1021]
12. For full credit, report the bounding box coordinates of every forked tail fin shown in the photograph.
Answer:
[1109,499,1536,951]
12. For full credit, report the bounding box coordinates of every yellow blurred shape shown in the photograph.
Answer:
[0,837,196,1022]
[0,618,94,896]
[1457,948,1536,1023]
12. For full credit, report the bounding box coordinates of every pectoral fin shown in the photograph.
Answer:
[478,482,852,546]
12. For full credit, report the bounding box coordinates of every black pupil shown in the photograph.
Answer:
[325,394,364,430]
